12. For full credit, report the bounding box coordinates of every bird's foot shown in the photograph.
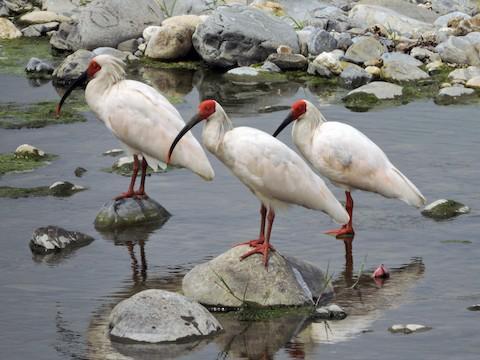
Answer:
[233,237,265,248]
[324,225,355,239]
[114,191,135,201]
[239,242,275,268]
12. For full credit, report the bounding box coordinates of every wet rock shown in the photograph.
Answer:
[94,197,171,230]
[103,148,124,157]
[145,24,193,60]
[109,289,222,343]
[49,181,85,196]
[192,5,299,67]
[22,22,59,37]
[381,61,430,82]
[52,49,93,84]
[25,58,55,78]
[266,53,308,71]
[182,245,334,308]
[448,66,480,82]
[343,81,403,111]
[467,304,480,311]
[344,36,385,65]
[339,63,372,89]
[431,0,478,16]
[436,33,480,66]
[388,324,432,334]
[466,75,480,88]
[14,144,46,160]
[349,4,434,36]
[261,61,281,72]
[434,11,471,28]
[312,304,347,320]
[0,18,22,39]
[30,225,94,254]
[74,166,87,177]
[435,85,476,104]
[307,29,338,56]
[49,0,164,51]
[19,10,70,24]
[421,199,470,219]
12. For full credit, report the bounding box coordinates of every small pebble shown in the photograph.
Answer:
[389,324,431,334]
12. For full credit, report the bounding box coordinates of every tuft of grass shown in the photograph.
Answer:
[0,153,57,176]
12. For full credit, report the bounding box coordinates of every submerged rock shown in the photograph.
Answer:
[103,148,124,157]
[49,181,85,196]
[14,144,46,160]
[343,81,403,111]
[109,289,222,343]
[312,304,347,320]
[388,324,432,334]
[30,225,94,254]
[74,166,87,177]
[182,245,333,308]
[467,304,480,311]
[94,197,171,230]
[434,85,476,105]
[25,58,55,78]
[421,199,470,219]
[192,5,299,67]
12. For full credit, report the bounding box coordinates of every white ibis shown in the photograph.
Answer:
[56,55,214,199]
[273,99,426,237]
[168,100,349,267]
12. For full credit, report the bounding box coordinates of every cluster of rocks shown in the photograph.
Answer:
[1,0,478,106]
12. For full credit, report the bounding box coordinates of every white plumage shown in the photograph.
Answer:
[274,99,426,236]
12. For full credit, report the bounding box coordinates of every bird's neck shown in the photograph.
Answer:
[292,110,326,156]
[202,110,233,155]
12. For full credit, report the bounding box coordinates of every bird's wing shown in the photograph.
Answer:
[222,127,349,223]
[100,81,214,180]
[311,122,424,205]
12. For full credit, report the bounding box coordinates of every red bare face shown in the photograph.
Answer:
[291,99,307,120]
[198,99,216,119]
[87,60,102,78]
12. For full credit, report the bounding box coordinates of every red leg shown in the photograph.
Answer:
[115,155,139,200]
[135,157,149,198]
[324,191,355,238]
[234,205,266,247]
[240,208,275,268]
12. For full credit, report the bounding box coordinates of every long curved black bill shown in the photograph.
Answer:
[167,114,203,164]
[56,71,88,117]
[272,112,294,137]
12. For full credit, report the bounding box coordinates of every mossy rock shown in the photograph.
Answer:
[103,156,176,177]
[421,199,470,220]
[94,197,171,230]
[343,92,379,112]
[0,182,85,198]
[0,100,87,129]
[0,152,57,176]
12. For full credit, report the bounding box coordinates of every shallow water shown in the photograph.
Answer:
[0,67,479,360]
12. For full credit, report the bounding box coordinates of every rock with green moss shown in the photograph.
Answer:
[434,85,477,105]
[343,81,404,111]
[14,144,46,160]
[94,197,171,230]
[49,181,85,196]
[0,181,85,198]
[0,150,56,175]
[0,100,86,129]
[30,225,94,254]
[422,199,470,220]
[182,245,334,308]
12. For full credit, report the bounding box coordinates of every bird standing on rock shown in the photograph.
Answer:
[56,55,214,199]
[273,99,426,237]
[167,99,349,267]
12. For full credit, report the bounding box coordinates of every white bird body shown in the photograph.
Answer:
[201,105,349,224]
[84,55,214,181]
[291,102,425,207]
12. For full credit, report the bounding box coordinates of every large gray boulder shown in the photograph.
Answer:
[381,61,430,82]
[436,32,480,65]
[349,4,435,36]
[30,225,94,254]
[52,49,93,84]
[344,36,385,64]
[94,197,171,230]
[431,0,479,16]
[358,0,438,23]
[49,0,164,51]
[109,289,222,343]
[182,245,333,308]
[192,5,299,67]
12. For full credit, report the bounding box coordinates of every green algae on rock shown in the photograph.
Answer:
[0,152,57,175]
[0,100,87,129]
[0,182,86,198]
[422,199,470,220]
